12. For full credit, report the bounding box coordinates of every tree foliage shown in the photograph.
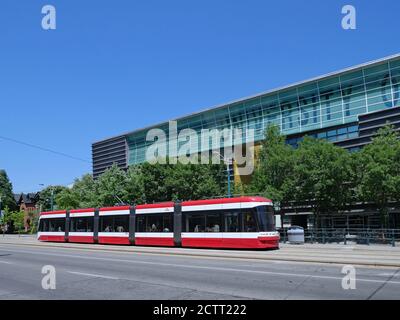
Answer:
[54,161,226,210]
[38,185,68,211]
[0,208,25,233]
[248,125,295,209]
[0,170,16,211]
[249,124,400,227]
[291,136,352,226]
[357,125,400,226]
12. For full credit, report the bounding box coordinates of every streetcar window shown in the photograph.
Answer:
[205,213,221,232]
[136,215,145,232]
[114,216,129,232]
[162,215,172,232]
[48,218,65,232]
[188,214,205,232]
[39,219,48,232]
[100,215,129,232]
[255,206,275,232]
[148,215,162,232]
[136,214,173,232]
[224,212,240,232]
[242,210,257,232]
[70,217,93,232]
[100,216,114,232]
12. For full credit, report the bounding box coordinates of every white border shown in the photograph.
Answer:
[70,212,94,218]
[69,232,94,237]
[98,232,129,237]
[99,209,130,216]
[136,207,174,214]
[39,214,66,219]
[37,231,64,236]
[135,232,174,238]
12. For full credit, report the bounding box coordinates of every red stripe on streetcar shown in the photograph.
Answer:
[70,208,95,213]
[182,237,279,249]
[99,205,131,212]
[68,236,94,243]
[38,235,65,242]
[98,237,130,245]
[135,237,175,247]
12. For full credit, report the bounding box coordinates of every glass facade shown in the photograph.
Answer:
[286,124,359,148]
[127,57,400,165]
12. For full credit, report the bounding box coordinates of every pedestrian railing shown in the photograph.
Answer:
[279,228,400,247]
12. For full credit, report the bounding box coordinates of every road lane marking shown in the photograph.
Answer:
[2,242,400,270]
[2,246,399,285]
[67,271,119,280]
[0,260,13,264]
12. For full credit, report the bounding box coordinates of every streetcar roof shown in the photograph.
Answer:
[39,196,272,216]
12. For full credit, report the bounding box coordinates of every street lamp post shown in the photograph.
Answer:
[213,151,232,198]
[38,184,54,211]
[50,187,54,211]
[226,162,231,198]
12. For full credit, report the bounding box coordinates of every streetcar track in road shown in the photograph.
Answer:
[2,246,400,286]
[366,268,400,300]
[64,269,256,300]
[67,271,119,280]
[0,246,398,280]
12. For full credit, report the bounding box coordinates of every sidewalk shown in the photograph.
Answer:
[1,234,400,267]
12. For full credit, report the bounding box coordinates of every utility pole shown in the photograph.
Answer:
[50,187,54,211]
[226,161,231,198]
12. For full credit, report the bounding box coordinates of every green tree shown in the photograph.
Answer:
[357,125,400,227]
[165,160,226,201]
[292,136,352,228]
[55,188,80,210]
[0,206,12,230]
[124,165,146,205]
[10,210,25,235]
[248,125,296,211]
[38,185,68,211]
[96,164,128,206]
[0,208,24,234]
[56,174,98,210]
[29,211,40,234]
[0,170,16,211]
[138,161,171,203]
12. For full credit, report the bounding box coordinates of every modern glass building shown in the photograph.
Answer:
[93,53,400,180]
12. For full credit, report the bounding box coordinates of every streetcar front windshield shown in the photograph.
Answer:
[255,206,275,232]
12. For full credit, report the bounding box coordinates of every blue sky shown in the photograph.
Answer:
[0,0,399,192]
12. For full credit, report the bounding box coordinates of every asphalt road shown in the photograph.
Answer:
[0,243,399,300]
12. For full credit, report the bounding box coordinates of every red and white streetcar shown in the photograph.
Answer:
[38,196,280,249]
